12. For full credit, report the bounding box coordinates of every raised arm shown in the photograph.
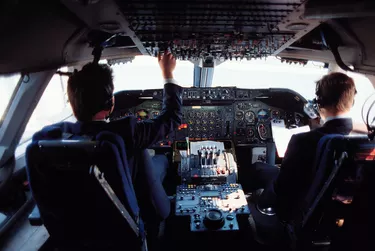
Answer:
[132,52,183,148]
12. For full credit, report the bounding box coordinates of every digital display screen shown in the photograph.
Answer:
[176,141,188,150]
[201,192,220,197]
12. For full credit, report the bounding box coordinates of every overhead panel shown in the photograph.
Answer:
[117,0,307,61]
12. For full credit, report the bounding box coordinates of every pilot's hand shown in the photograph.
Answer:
[158,52,176,79]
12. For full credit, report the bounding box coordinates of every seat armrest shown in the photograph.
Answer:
[29,205,43,226]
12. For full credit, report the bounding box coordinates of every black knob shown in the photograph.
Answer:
[203,209,225,230]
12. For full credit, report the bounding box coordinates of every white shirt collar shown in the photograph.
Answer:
[323,114,351,123]
[92,118,109,122]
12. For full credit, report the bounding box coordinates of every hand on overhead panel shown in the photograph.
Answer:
[158,52,176,79]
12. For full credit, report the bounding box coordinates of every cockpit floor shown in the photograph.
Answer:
[0,215,49,251]
[0,210,268,251]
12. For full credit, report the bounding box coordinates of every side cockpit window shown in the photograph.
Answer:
[347,72,375,125]
[18,69,74,146]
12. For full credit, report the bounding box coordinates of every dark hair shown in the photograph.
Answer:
[67,63,114,122]
[315,72,357,112]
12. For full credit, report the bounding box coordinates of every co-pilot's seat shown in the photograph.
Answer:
[26,129,147,250]
[249,134,375,251]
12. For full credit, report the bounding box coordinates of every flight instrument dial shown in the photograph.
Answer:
[244,111,256,124]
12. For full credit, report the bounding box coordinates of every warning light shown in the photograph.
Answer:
[355,148,375,161]
[178,123,188,130]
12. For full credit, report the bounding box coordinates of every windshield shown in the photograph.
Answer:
[212,57,327,100]
[111,56,374,123]
[111,56,328,98]
[111,56,194,90]
[0,74,21,126]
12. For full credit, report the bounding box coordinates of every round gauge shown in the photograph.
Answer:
[202,120,208,125]
[196,112,202,118]
[257,124,267,140]
[248,128,255,138]
[209,111,216,118]
[195,120,201,125]
[202,126,208,132]
[244,111,256,123]
[258,109,269,121]
[203,112,208,118]
[188,111,195,118]
[136,109,149,120]
[271,110,280,120]
[235,111,244,120]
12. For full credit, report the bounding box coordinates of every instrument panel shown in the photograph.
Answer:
[179,106,233,140]
[111,87,308,147]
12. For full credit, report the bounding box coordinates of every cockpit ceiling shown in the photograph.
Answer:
[3,0,375,75]
[116,0,309,60]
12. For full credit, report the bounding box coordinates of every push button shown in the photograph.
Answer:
[226,214,234,221]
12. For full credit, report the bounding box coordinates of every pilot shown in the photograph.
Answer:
[35,52,181,237]
[251,72,357,222]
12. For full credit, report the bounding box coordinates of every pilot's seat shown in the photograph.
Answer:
[26,128,148,250]
[248,134,375,251]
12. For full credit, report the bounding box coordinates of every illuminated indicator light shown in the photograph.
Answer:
[355,148,375,161]
[194,174,199,177]
[178,123,188,130]
[192,106,202,109]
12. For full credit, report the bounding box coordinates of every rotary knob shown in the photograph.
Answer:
[203,209,225,230]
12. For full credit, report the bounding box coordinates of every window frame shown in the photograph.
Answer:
[0,74,23,128]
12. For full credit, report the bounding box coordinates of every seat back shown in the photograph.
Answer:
[26,129,144,250]
[290,134,374,250]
